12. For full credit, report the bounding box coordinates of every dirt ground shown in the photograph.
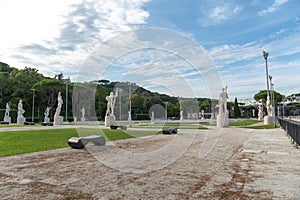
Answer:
[1,127,300,200]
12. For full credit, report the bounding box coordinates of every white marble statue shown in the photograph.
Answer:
[54,92,63,125]
[17,100,26,124]
[201,110,205,120]
[105,90,118,127]
[180,111,183,121]
[217,86,229,128]
[44,107,50,123]
[218,86,228,116]
[151,111,154,123]
[4,103,11,123]
[264,95,275,125]
[106,91,118,117]
[81,107,85,122]
[258,105,263,120]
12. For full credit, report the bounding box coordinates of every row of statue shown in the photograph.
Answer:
[1,92,85,125]
[1,87,274,126]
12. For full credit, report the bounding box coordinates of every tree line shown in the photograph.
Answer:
[1,61,296,122]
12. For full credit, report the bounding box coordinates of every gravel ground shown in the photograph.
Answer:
[1,127,300,199]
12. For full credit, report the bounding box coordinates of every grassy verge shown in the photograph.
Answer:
[0,128,161,157]
[132,123,208,129]
[244,124,278,129]
[229,119,261,127]
[0,123,39,128]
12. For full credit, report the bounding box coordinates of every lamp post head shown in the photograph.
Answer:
[262,50,269,60]
[269,75,272,81]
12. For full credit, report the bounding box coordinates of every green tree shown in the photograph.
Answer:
[34,78,65,120]
[233,97,241,118]
[254,90,284,104]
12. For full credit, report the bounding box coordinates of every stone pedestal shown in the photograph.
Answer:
[17,116,26,124]
[217,115,229,128]
[44,117,50,123]
[54,116,63,125]
[105,116,116,127]
[4,116,11,124]
[264,116,274,125]
[81,118,85,122]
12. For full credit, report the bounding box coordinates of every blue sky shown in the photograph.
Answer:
[0,0,299,100]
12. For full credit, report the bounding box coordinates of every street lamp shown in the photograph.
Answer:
[30,89,35,122]
[128,82,132,127]
[262,50,270,98]
[62,77,71,122]
[269,75,273,105]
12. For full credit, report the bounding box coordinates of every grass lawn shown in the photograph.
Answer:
[229,119,280,129]
[244,124,279,129]
[229,119,261,127]
[0,124,39,128]
[133,123,208,129]
[0,128,161,157]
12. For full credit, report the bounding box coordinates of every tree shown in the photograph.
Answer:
[34,78,65,119]
[254,90,284,104]
[233,97,241,118]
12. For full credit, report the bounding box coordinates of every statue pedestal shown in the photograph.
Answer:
[54,116,63,125]
[217,115,229,128]
[264,116,274,125]
[105,116,116,127]
[81,118,85,122]
[44,117,50,123]
[4,116,11,124]
[17,116,26,124]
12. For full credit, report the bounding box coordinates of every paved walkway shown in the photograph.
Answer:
[0,127,299,199]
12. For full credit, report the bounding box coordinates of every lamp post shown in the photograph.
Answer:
[269,75,273,105]
[165,102,168,120]
[30,89,35,122]
[262,50,270,98]
[128,82,132,127]
[63,77,71,122]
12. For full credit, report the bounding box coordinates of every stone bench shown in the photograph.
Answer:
[41,122,53,126]
[110,125,127,130]
[68,135,106,149]
[162,127,178,134]
[24,122,35,125]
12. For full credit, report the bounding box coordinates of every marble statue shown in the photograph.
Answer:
[217,86,229,128]
[44,107,50,123]
[105,90,118,127]
[264,95,275,125]
[180,111,183,121]
[201,110,205,120]
[54,92,64,125]
[17,100,26,124]
[4,103,11,123]
[151,111,154,124]
[81,107,85,122]
[258,105,263,120]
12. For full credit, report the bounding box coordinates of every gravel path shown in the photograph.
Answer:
[1,127,300,199]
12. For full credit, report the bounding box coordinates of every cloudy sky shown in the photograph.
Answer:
[0,0,299,100]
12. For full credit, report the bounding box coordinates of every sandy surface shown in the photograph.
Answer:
[1,127,300,199]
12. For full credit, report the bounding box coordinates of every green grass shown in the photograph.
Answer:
[132,123,208,129]
[0,124,39,128]
[229,119,261,127]
[244,124,278,129]
[0,128,161,157]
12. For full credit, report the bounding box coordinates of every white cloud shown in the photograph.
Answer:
[198,3,242,26]
[258,0,289,16]
[0,0,151,77]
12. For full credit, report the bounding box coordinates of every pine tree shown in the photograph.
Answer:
[233,97,241,118]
